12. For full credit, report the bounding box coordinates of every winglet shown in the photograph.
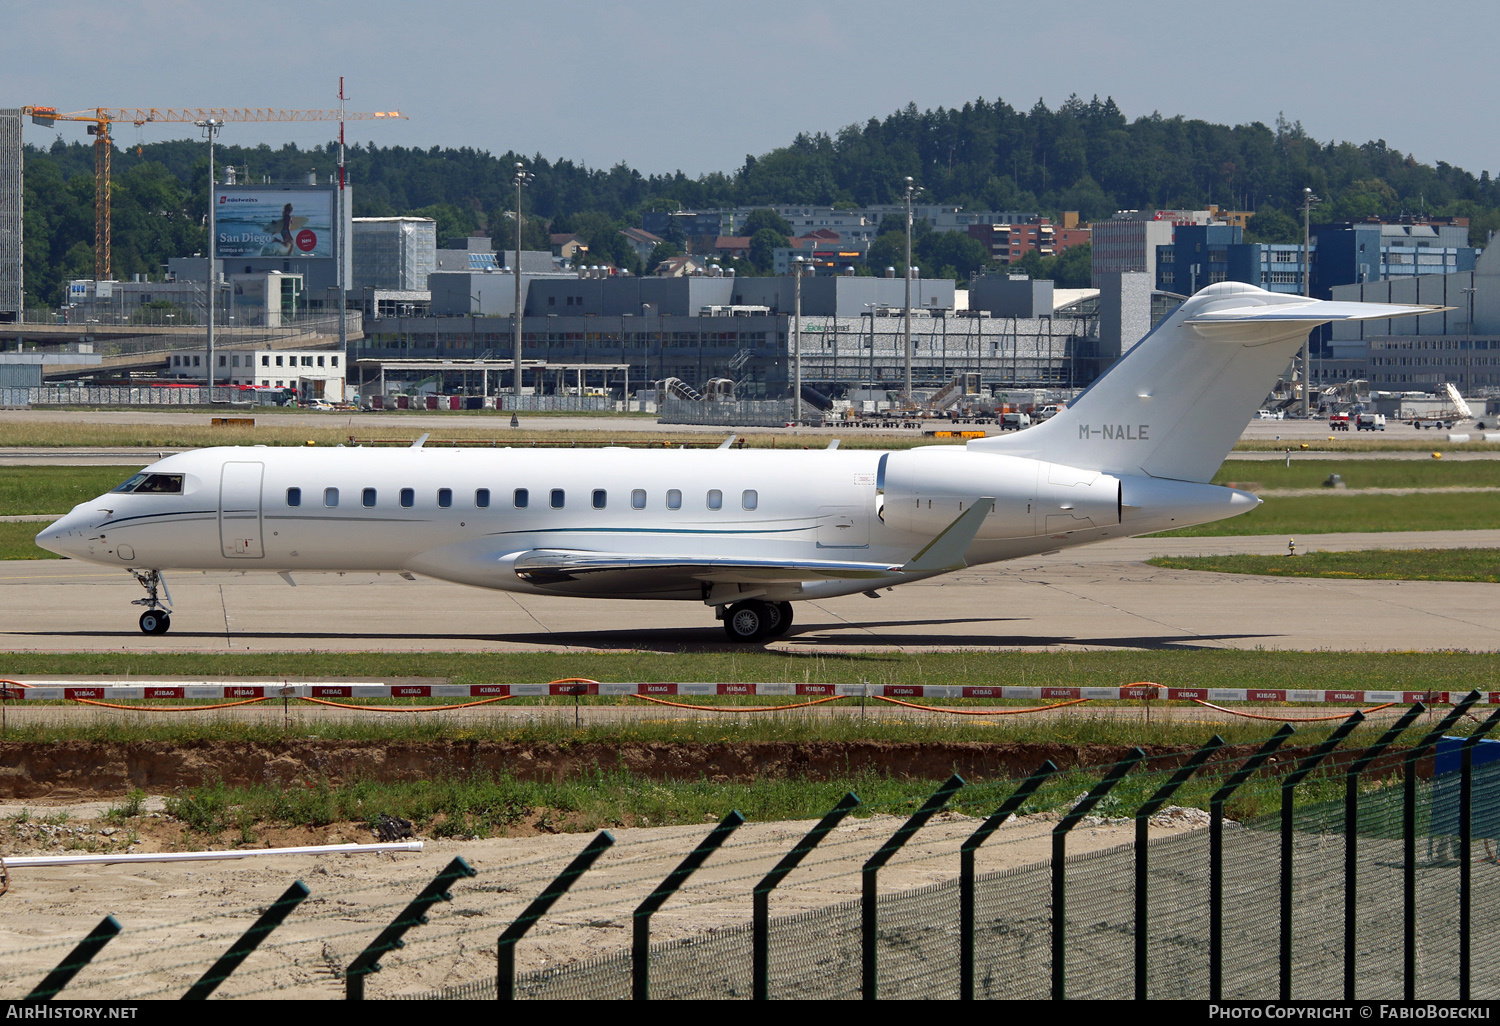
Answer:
[899,497,994,573]
[717,435,738,450]
[411,433,430,449]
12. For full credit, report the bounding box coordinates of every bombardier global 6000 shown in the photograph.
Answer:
[36,283,1434,640]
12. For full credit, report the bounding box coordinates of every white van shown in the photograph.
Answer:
[999,412,1032,430]
[1355,413,1386,431]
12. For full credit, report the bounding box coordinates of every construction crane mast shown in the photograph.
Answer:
[20,106,405,281]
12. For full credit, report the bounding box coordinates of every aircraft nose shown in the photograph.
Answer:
[34,513,90,559]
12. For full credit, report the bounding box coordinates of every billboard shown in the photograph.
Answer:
[214,189,334,259]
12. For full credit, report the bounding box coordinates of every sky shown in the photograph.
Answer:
[6,0,1498,183]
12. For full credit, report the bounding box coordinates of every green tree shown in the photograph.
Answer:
[645,241,682,275]
[748,227,789,273]
[740,208,794,239]
[1245,208,1301,244]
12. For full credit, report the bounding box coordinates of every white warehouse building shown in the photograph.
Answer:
[163,347,346,398]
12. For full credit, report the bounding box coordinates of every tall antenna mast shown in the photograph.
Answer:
[337,77,348,373]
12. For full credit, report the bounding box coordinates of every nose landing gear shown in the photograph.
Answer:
[129,569,173,635]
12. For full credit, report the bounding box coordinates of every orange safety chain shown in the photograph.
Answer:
[628,693,847,712]
[872,695,1091,716]
[72,696,272,712]
[1190,698,1397,721]
[298,695,513,713]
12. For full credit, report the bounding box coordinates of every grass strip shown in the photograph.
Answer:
[0,522,62,559]
[0,466,144,517]
[109,740,1424,840]
[1149,491,1500,536]
[1213,459,1500,491]
[1147,548,1500,584]
[1,648,1497,694]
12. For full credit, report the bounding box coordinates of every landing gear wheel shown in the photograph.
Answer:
[766,601,794,637]
[139,610,171,635]
[722,601,768,642]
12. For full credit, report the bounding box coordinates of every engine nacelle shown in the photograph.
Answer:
[878,450,1120,539]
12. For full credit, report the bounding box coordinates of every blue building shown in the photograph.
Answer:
[1153,225,1244,294]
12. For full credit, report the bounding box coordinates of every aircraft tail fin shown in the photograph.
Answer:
[967,283,1441,482]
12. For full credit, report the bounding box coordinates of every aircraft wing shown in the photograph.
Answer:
[512,549,901,588]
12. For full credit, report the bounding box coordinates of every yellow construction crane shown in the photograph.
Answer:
[21,106,406,281]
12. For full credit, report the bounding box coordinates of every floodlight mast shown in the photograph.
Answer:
[513,163,535,396]
[196,118,223,396]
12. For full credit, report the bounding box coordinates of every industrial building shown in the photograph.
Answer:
[162,345,346,396]
[1330,243,1500,392]
[351,216,436,292]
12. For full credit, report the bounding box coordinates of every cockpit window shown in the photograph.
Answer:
[111,473,184,494]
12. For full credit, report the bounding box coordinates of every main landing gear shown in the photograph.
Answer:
[721,600,794,642]
[129,569,172,635]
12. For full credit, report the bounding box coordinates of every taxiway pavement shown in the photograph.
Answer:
[3,529,1496,654]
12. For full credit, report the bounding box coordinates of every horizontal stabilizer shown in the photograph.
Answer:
[1185,299,1446,325]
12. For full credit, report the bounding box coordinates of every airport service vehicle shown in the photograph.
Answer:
[36,283,1436,641]
[1329,413,1351,431]
[1034,404,1064,421]
[998,412,1032,430]
[1255,409,1283,420]
[1355,413,1385,431]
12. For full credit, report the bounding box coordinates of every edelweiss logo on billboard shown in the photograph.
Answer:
[212,189,333,259]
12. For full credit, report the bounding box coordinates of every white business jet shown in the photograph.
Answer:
[36,283,1434,641]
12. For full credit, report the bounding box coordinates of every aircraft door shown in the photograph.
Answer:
[816,505,868,548]
[219,462,265,558]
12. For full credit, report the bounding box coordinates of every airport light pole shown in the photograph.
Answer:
[1462,286,1477,397]
[512,162,535,396]
[196,118,223,396]
[903,177,919,403]
[1301,187,1320,418]
[792,255,805,425]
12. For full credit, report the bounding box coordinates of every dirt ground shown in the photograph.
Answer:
[0,793,1210,1001]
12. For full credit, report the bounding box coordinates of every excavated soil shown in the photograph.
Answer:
[0,738,1416,801]
[0,739,1203,800]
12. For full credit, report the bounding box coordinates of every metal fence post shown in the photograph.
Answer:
[346,856,477,1000]
[1209,724,1294,1001]
[1341,702,1427,1000]
[863,773,965,1001]
[1053,749,1143,1001]
[1404,691,1479,1001]
[633,810,745,1001]
[1457,708,1500,999]
[25,916,122,1001]
[960,761,1057,1001]
[182,880,309,1000]
[1277,713,1364,1000]
[754,793,860,1001]
[497,830,614,1000]
[1134,736,1226,1000]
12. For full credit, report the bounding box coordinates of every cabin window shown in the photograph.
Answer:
[475,488,490,508]
[286,487,301,507]
[592,489,607,509]
[666,489,682,510]
[324,487,339,508]
[631,489,646,509]
[514,488,529,508]
[706,489,722,510]
[362,488,377,508]
[438,488,452,508]
[550,489,565,509]
[742,489,758,510]
[400,488,414,508]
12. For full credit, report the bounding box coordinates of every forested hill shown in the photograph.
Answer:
[19,93,1500,305]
